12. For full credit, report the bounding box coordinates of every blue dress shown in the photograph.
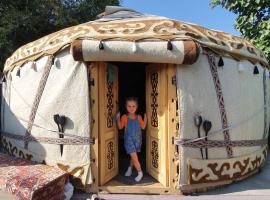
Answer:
[124,115,142,154]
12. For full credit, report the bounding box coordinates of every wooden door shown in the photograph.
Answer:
[146,64,168,186]
[98,62,119,185]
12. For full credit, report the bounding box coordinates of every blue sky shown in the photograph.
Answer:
[121,0,240,36]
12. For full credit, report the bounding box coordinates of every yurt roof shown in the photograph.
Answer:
[3,6,269,72]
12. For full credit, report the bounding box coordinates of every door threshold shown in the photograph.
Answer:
[98,179,178,194]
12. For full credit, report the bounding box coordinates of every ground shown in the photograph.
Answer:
[1,152,269,200]
[71,151,270,200]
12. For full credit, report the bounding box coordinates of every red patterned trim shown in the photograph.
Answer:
[206,50,233,157]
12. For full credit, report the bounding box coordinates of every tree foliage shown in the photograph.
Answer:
[210,0,270,63]
[0,0,120,70]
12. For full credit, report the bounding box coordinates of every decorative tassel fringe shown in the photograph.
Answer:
[54,58,60,68]
[2,75,6,83]
[253,65,259,74]
[238,62,245,72]
[167,41,173,50]
[132,42,137,52]
[218,57,224,67]
[31,62,36,71]
[99,41,104,50]
[16,68,21,77]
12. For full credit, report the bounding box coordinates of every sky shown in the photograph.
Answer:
[121,0,240,36]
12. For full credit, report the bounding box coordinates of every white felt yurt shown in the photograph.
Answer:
[1,6,269,194]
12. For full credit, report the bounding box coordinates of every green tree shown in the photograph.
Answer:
[210,0,270,63]
[0,0,120,70]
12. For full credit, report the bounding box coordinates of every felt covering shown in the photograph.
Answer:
[0,152,68,200]
[1,49,92,189]
[176,53,270,188]
[3,7,268,72]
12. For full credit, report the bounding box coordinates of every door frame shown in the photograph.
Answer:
[88,62,180,194]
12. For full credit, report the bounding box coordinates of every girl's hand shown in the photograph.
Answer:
[144,113,147,121]
[116,112,120,120]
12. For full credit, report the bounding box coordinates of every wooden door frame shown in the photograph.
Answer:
[88,62,180,194]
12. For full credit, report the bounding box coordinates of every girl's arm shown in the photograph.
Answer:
[140,113,147,129]
[116,112,122,129]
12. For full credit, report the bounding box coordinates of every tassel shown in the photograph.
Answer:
[218,57,224,67]
[31,62,36,71]
[132,42,137,52]
[253,65,259,74]
[2,75,6,83]
[99,41,104,50]
[167,41,173,50]
[16,68,21,77]
[54,58,60,68]
[238,62,245,72]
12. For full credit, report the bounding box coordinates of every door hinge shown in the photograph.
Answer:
[171,75,177,86]
[90,138,95,144]
[89,78,95,86]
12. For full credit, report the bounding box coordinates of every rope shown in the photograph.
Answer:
[174,103,268,146]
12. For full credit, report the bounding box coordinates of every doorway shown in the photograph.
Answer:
[96,62,174,193]
[114,62,158,185]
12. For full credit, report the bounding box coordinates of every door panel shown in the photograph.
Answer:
[146,64,168,186]
[98,62,118,185]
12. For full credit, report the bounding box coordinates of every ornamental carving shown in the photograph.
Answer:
[150,72,158,127]
[106,141,114,170]
[151,140,159,169]
[106,81,114,128]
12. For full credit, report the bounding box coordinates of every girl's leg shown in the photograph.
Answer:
[125,157,133,176]
[130,152,143,182]
[130,152,141,171]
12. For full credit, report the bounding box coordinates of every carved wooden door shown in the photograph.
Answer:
[98,62,118,185]
[146,64,168,186]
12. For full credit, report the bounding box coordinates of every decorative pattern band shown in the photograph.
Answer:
[188,146,267,184]
[206,50,233,158]
[24,56,53,149]
[2,131,94,145]
[175,138,268,148]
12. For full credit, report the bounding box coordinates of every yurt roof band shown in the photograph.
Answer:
[71,39,200,65]
[4,17,269,72]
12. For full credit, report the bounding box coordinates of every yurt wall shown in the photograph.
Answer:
[1,49,93,189]
[175,51,269,192]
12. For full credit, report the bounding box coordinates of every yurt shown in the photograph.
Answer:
[1,6,269,195]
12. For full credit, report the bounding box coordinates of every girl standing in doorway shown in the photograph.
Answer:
[116,97,147,182]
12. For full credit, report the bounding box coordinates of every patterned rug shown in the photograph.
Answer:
[0,153,69,200]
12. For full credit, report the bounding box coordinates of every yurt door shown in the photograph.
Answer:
[98,62,119,185]
[146,64,168,186]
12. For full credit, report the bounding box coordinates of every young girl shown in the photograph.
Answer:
[116,97,147,182]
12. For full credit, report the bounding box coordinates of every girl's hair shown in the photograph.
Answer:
[125,97,138,106]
